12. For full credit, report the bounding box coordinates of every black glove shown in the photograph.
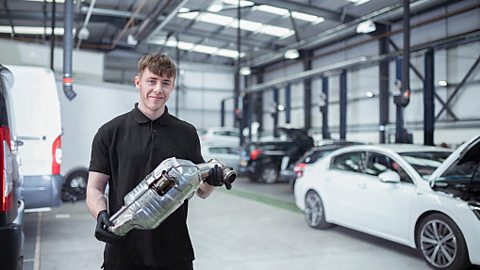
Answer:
[95,210,124,244]
[205,165,224,186]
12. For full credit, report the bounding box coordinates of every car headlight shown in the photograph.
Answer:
[469,204,480,221]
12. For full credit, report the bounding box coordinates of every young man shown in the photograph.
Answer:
[86,53,224,270]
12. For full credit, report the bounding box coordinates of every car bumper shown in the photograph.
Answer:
[279,170,296,183]
[21,174,64,209]
[464,221,480,265]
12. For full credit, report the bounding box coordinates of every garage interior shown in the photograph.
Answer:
[0,0,479,270]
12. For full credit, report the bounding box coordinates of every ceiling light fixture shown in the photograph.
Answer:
[438,80,448,87]
[240,67,251,76]
[366,91,375,98]
[284,49,300,59]
[356,19,376,34]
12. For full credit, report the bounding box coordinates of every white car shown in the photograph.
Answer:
[199,127,240,146]
[201,143,240,171]
[294,137,480,270]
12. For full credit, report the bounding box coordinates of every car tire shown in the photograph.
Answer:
[261,164,279,184]
[304,190,331,229]
[62,169,89,201]
[416,213,470,270]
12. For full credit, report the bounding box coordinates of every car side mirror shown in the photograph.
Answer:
[378,170,400,183]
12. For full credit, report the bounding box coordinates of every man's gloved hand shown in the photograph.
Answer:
[95,210,124,244]
[205,165,223,186]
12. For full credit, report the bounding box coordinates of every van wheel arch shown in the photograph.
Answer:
[62,168,89,201]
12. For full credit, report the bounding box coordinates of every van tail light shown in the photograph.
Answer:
[294,163,306,178]
[1,126,13,212]
[250,149,263,160]
[52,135,62,175]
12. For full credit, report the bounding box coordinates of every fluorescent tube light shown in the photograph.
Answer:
[0,26,68,35]
[177,11,200,20]
[222,0,254,7]
[200,13,235,25]
[148,37,243,59]
[231,19,263,32]
[25,0,65,2]
[193,44,218,54]
[208,4,223,12]
[177,11,292,38]
[259,25,292,37]
[291,12,317,22]
[256,5,288,16]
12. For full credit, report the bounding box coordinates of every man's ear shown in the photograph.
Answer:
[134,75,140,89]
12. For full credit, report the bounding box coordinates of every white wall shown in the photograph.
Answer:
[0,39,104,81]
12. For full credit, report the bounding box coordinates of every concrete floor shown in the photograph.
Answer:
[22,177,436,270]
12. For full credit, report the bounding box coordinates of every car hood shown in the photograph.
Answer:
[429,134,480,204]
[430,134,480,180]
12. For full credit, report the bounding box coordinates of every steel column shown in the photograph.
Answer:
[234,1,241,128]
[255,70,264,137]
[273,88,279,138]
[49,0,56,71]
[424,49,435,145]
[220,100,225,127]
[175,37,180,117]
[379,24,389,143]
[321,76,330,139]
[397,0,410,143]
[303,50,313,130]
[285,83,291,124]
[339,70,347,140]
[247,93,253,142]
[395,57,404,143]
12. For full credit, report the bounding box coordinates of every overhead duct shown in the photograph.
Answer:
[63,0,76,100]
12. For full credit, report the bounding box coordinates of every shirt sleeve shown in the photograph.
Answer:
[89,126,112,175]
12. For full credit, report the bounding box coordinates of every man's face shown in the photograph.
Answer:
[135,67,175,113]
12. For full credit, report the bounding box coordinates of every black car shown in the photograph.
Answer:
[0,65,24,270]
[238,128,314,184]
[279,141,363,189]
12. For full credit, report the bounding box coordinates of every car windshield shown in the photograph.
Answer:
[400,151,452,178]
[304,149,334,164]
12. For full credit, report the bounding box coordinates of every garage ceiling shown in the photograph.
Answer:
[0,0,449,70]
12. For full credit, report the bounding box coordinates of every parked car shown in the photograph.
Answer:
[239,128,314,183]
[279,141,363,190]
[294,140,480,270]
[199,127,240,146]
[0,64,24,270]
[201,143,239,171]
[7,65,63,209]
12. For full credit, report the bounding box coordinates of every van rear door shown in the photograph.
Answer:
[7,65,63,209]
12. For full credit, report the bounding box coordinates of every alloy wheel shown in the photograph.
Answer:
[419,219,457,268]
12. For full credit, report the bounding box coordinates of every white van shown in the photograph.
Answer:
[6,65,63,209]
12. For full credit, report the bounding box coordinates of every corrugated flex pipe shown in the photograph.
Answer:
[63,0,77,100]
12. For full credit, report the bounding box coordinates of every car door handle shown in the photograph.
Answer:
[358,183,367,189]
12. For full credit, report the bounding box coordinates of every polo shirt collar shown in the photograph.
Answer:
[132,103,171,125]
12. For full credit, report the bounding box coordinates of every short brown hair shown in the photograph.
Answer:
[137,53,176,79]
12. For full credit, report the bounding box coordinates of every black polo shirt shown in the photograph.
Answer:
[89,104,204,267]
